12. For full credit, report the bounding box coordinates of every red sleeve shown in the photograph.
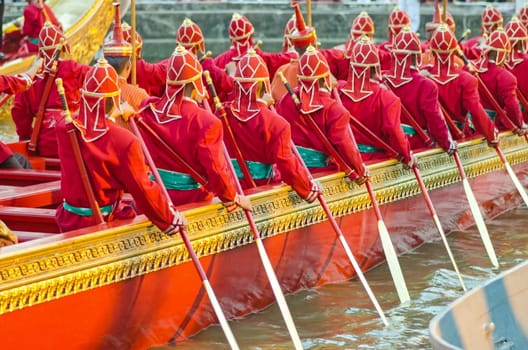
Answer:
[198,115,237,203]
[114,134,174,231]
[0,74,30,94]
[201,57,233,102]
[11,91,33,140]
[461,73,497,142]
[257,49,296,78]
[135,59,168,97]
[419,79,452,151]
[0,142,13,163]
[498,71,524,129]
[381,92,412,162]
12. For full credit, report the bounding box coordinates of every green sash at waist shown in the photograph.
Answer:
[63,201,113,217]
[231,159,273,180]
[27,37,39,45]
[401,123,417,136]
[151,168,201,190]
[357,144,384,153]
[295,146,329,168]
[485,109,497,121]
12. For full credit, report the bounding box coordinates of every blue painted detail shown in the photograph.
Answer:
[439,310,464,348]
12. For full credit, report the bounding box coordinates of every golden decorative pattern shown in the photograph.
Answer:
[0,134,527,314]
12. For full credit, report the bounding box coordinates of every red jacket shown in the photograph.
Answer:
[214,47,294,78]
[506,54,528,123]
[11,59,89,157]
[275,89,366,178]
[478,62,525,131]
[426,68,497,142]
[55,120,174,233]
[130,58,168,97]
[338,80,412,163]
[138,97,237,207]
[384,68,453,152]
[223,100,314,197]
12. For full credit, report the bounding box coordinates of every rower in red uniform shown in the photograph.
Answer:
[13,0,62,57]
[137,45,251,211]
[221,49,320,201]
[271,2,343,101]
[274,46,367,183]
[176,17,233,102]
[55,58,185,234]
[122,23,167,97]
[213,12,294,78]
[474,28,527,134]
[378,6,411,71]
[424,24,499,144]
[518,4,528,29]
[0,67,39,168]
[462,5,503,61]
[11,22,90,157]
[504,17,528,122]
[337,36,415,166]
[383,27,455,153]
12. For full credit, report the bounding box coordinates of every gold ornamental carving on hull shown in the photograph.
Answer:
[0,133,527,314]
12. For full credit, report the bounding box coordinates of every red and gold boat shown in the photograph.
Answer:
[0,131,527,349]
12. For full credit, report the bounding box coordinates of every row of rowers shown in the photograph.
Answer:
[2,1,528,236]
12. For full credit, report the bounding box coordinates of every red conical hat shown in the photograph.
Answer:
[282,14,297,52]
[229,13,254,57]
[77,58,120,142]
[103,2,132,57]
[297,45,331,113]
[505,16,528,69]
[481,5,503,35]
[122,22,143,57]
[231,48,270,121]
[518,4,528,27]
[428,24,459,85]
[289,2,317,48]
[176,18,205,55]
[388,6,411,39]
[482,28,511,67]
[385,26,421,88]
[38,22,67,72]
[342,36,379,102]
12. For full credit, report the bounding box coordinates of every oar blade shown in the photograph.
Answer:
[377,219,411,304]
[504,161,528,207]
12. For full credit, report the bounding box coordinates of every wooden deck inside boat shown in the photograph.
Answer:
[0,132,527,349]
[429,259,528,350]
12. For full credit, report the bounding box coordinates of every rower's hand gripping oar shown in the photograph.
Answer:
[55,78,104,225]
[204,71,304,350]
[457,49,528,208]
[124,113,241,350]
[278,71,411,304]
[269,102,389,326]
[439,99,499,268]
[331,86,468,290]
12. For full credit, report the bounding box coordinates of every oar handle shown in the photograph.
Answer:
[55,78,104,225]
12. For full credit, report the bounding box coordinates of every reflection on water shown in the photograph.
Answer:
[151,207,528,349]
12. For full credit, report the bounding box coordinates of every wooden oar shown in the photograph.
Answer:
[331,87,467,289]
[55,78,104,225]
[439,101,498,268]
[127,116,240,350]
[204,76,304,349]
[457,50,528,208]
[278,72,410,304]
[270,102,389,325]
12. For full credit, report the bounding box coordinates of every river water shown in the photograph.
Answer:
[152,206,528,350]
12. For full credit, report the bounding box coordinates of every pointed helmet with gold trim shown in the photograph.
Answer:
[177,18,205,56]
[122,22,143,58]
[289,2,317,48]
[425,2,455,36]
[77,58,120,142]
[282,14,297,52]
[342,36,379,102]
[345,12,375,58]
[385,26,421,88]
[38,22,69,72]
[428,23,459,85]
[481,28,511,68]
[230,48,270,121]
[297,45,331,114]
[481,5,503,35]
[518,3,528,28]
[103,2,132,58]
[153,45,206,123]
[505,16,528,69]
[229,13,254,58]
[388,6,411,42]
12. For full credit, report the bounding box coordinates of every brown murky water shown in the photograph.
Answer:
[152,207,528,349]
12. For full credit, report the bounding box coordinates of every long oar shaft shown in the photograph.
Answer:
[278,72,410,304]
[128,118,240,350]
[221,143,303,350]
[495,146,528,207]
[285,137,388,325]
[411,165,467,288]
[452,151,498,268]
